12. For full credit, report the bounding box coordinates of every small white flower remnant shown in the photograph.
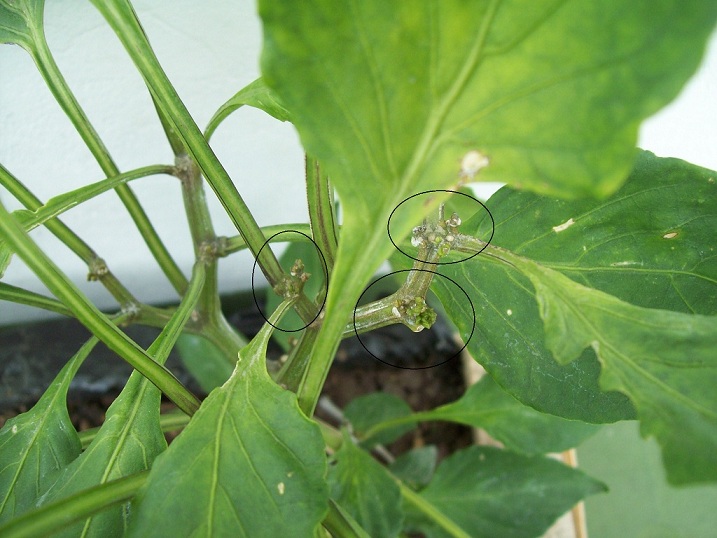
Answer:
[411,225,425,247]
[460,150,490,180]
[552,218,575,233]
[445,212,462,229]
[392,306,401,319]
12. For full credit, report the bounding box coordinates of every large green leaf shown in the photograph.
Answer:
[437,152,716,422]
[436,258,635,422]
[404,445,605,538]
[481,151,717,315]
[436,155,717,483]
[258,1,717,413]
[0,339,94,522]
[260,1,716,201]
[328,433,403,538]
[35,264,206,537]
[126,302,328,537]
[514,258,717,485]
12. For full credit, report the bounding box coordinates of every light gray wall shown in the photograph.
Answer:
[1,2,716,326]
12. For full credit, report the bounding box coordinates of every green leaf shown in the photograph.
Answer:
[126,301,328,537]
[388,446,438,489]
[259,1,717,413]
[174,333,235,392]
[35,263,206,537]
[0,472,148,538]
[0,0,42,51]
[360,375,599,454]
[344,392,415,448]
[403,446,606,538]
[437,152,717,422]
[482,151,717,315]
[437,242,636,424]
[328,434,403,538]
[422,375,599,454]
[261,1,716,200]
[435,152,717,481]
[205,77,291,140]
[0,338,94,522]
[514,258,717,485]
[37,370,167,537]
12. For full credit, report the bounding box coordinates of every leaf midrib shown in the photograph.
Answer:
[398,0,501,196]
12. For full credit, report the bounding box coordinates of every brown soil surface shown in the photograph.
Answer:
[1,303,472,458]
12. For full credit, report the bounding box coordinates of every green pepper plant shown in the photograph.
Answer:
[1,1,716,536]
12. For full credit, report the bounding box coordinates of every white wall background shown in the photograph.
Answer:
[1,1,716,326]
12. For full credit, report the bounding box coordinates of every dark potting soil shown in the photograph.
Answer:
[0,299,473,458]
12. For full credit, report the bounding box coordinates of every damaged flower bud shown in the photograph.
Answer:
[394,296,437,332]
[274,259,310,299]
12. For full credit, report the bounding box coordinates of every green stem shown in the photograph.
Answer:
[0,471,148,538]
[0,197,200,416]
[453,234,522,270]
[28,28,188,295]
[88,1,286,291]
[346,241,440,335]
[91,0,322,326]
[169,107,248,355]
[2,164,174,237]
[297,229,445,414]
[0,163,138,306]
[174,155,224,317]
[322,500,372,538]
[305,155,338,272]
[276,324,321,391]
[0,282,74,318]
[220,224,314,256]
[152,261,207,364]
[361,412,432,442]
